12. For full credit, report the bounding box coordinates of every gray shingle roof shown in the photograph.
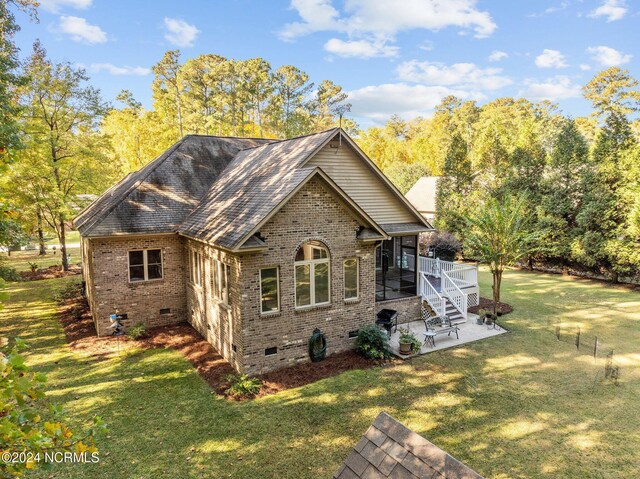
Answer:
[74,135,275,236]
[334,412,484,479]
[178,129,339,249]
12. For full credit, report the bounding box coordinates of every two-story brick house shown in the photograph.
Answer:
[75,128,431,374]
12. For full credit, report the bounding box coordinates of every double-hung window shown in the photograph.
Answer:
[344,258,359,300]
[128,249,163,282]
[189,249,202,286]
[212,259,230,305]
[295,241,330,308]
[260,267,280,313]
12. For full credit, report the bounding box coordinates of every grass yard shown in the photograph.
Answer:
[0,269,638,478]
[0,247,81,272]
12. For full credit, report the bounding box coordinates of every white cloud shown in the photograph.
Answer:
[535,49,568,68]
[397,60,512,90]
[39,0,91,13]
[587,45,632,66]
[90,63,150,76]
[589,0,627,22]
[59,16,107,44]
[520,76,581,101]
[528,1,571,18]
[163,18,199,48]
[324,38,398,58]
[488,50,508,62]
[579,64,592,71]
[280,0,497,52]
[347,83,477,122]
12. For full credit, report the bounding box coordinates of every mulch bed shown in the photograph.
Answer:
[21,264,82,281]
[468,297,513,315]
[58,290,384,399]
[258,350,381,397]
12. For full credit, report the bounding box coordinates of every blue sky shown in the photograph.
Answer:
[13,0,639,127]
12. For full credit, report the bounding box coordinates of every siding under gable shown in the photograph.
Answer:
[307,142,416,224]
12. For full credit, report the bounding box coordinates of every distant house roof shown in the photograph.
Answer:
[333,412,484,479]
[405,176,440,215]
[75,129,429,248]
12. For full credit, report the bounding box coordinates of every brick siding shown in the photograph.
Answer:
[83,234,186,336]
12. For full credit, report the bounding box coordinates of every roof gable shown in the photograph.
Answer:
[304,132,432,231]
[178,129,341,249]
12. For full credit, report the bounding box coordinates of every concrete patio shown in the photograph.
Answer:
[388,314,507,357]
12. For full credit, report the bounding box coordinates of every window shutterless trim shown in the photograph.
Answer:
[294,258,331,308]
[260,266,280,314]
[189,249,203,287]
[128,249,163,283]
[343,257,359,300]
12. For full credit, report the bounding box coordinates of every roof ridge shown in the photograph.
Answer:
[235,128,340,153]
[183,133,279,141]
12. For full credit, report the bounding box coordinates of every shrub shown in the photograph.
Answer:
[127,323,146,340]
[355,324,390,360]
[0,264,21,282]
[421,231,462,261]
[28,261,39,272]
[225,374,262,399]
[53,281,82,304]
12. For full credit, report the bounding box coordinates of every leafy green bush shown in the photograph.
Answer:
[0,337,107,477]
[225,374,262,399]
[356,324,390,360]
[28,261,39,272]
[53,281,82,304]
[0,264,21,282]
[127,323,146,340]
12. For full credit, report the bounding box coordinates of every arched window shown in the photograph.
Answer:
[295,240,330,307]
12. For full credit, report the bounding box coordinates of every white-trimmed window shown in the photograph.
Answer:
[212,259,230,305]
[189,249,202,286]
[129,249,163,282]
[260,267,280,314]
[344,258,359,300]
[295,241,330,308]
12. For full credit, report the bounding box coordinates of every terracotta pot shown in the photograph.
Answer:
[399,341,412,355]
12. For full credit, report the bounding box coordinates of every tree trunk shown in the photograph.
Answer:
[37,208,46,256]
[492,269,503,317]
[59,216,68,271]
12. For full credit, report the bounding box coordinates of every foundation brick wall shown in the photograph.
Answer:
[84,235,186,336]
[238,177,377,375]
[375,296,423,325]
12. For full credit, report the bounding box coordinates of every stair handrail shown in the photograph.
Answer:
[441,269,468,321]
[419,272,446,317]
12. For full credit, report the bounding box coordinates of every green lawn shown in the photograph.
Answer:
[44,230,80,245]
[0,269,638,478]
[1,247,81,272]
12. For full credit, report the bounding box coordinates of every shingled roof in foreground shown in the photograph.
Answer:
[334,412,484,479]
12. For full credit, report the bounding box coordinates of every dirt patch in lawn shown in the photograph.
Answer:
[57,289,382,397]
[468,297,513,315]
[21,264,82,281]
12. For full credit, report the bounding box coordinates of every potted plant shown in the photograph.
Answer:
[485,313,495,326]
[398,328,421,355]
[476,308,486,325]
